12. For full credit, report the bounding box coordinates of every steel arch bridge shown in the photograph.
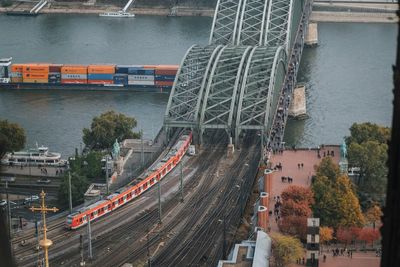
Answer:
[165,0,312,147]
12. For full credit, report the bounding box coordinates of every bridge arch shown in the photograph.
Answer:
[199,45,253,142]
[234,46,287,145]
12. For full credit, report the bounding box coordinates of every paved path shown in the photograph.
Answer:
[268,146,340,232]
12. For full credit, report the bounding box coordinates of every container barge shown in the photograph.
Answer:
[0,58,178,92]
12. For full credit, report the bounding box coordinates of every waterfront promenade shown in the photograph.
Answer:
[267,146,340,232]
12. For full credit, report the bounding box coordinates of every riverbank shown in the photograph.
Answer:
[0,2,215,16]
[311,11,398,23]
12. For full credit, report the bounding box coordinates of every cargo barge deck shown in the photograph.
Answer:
[0,57,177,93]
[0,82,172,93]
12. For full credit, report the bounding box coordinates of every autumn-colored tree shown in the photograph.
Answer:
[315,157,340,182]
[278,216,308,240]
[336,228,353,246]
[312,162,365,229]
[281,185,314,204]
[365,205,383,229]
[279,186,313,240]
[271,233,304,267]
[280,199,312,218]
[335,175,365,227]
[319,227,334,244]
[357,228,380,248]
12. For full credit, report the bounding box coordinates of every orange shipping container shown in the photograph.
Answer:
[88,65,115,74]
[61,65,88,74]
[23,72,48,79]
[23,78,48,83]
[155,65,179,71]
[61,79,88,84]
[155,80,174,87]
[22,64,50,73]
[11,77,23,83]
[142,65,158,69]
[11,64,24,72]
[87,80,113,85]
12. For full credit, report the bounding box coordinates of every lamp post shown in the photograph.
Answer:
[67,162,72,214]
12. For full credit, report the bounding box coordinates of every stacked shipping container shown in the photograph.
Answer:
[8,63,179,89]
[61,65,88,84]
[88,65,115,85]
[154,65,178,87]
[49,64,62,84]
[22,64,50,83]
[10,64,23,83]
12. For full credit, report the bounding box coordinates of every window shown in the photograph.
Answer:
[311,234,315,243]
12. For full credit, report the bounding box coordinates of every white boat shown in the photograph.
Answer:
[1,145,67,167]
[99,11,135,18]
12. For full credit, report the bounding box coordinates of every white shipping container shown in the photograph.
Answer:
[127,80,155,86]
[61,74,87,79]
[127,75,154,81]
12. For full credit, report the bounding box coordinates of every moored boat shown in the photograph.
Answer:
[1,145,67,167]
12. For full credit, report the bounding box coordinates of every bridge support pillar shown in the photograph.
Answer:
[305,23,318,46]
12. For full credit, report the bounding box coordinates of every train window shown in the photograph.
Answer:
[79,218,82,222]
[123,195,127,201]
[114,201,118,206]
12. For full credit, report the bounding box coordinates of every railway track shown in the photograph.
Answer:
[151,135,260,266]
[13,130,259,267]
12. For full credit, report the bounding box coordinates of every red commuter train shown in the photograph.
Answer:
[65,132,192,229]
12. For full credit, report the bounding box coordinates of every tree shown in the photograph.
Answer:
[58,172,88,208]
[69,151,104,182]
[319,227,333,250]
[346,122,389,209]
[365,205,383,229]
[312,175,339,227]
[312,162,365,228]
[281,185,314,205]
[336,228,353,246]
[357,227,380,248]
[0,119,26,158]
[335,175,365,227]
[346,122,390,146]
[83,110,140,150]
[348,141,388,208]
[271,233,303,267]
[278,216,308,241]
[279,186,313,240]
[315,157,340,182]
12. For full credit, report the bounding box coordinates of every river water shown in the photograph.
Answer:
[0,14,396,156]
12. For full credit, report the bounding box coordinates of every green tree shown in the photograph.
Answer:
[83,110,140,150]
[58,172,88,208]
[0,119,26,158]
[271,233,303,267]
[69,151,104,182]
[315,157,340,182]
[348,141,387,207]
[312,175,339,227]
[346,122,389,209]
[346,122,390,146]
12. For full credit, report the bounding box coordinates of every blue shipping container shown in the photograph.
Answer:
[88,74,114,80]
[155,75,176,81]
[116,65,143,74]
[128,68,155,76]
[113,74,128,85]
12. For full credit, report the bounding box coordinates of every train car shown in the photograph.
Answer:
[65,132,192,229]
